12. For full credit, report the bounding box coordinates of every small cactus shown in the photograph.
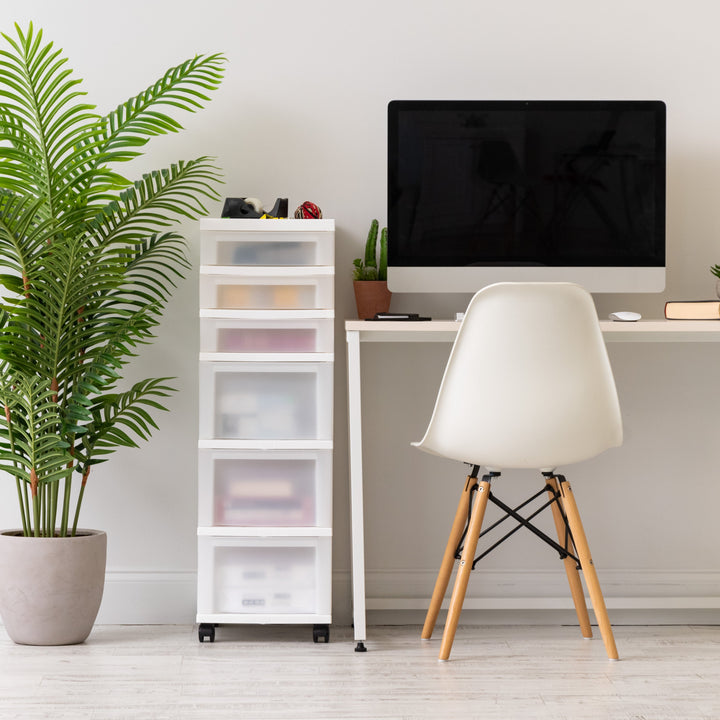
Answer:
[378,227,388,281]
[365,219,378,270]
[353,219,388,281]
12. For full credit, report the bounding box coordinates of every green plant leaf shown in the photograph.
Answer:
[0,371,73,485]
[75,377,174,466]
[0,22,225,534]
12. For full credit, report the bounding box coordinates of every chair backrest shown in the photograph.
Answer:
[414,282,623,471]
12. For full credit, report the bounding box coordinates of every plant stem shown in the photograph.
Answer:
[46,484,51,536]
[31,469,40,538]
[42,483,48,537]
[49,479,59,537]
[14,478,28,536]
[71,467,90,537]
[5,404,29,535]
[22,482,31,536]
[60,462,74,538]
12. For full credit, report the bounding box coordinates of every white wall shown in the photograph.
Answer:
[2,0,720,624]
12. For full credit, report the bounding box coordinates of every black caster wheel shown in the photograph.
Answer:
[313,624,330,643]
[198,623,216,643]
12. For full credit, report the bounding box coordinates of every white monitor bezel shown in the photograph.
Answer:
[387,265,665,294]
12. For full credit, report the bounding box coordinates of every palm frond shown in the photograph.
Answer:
[75,377,174,466]
[0,190,52,278]
[0,233,125,381]
[116,231,190,307]
[0,23,105,219]
[91,53,225,162]
[0,372,72,484]
[56,301,162,430]
[88,158,222,247]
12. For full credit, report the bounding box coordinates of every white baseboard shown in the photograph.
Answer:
[96,570,197,624]
[362,567,720,601]
[354,568,720,625]
[21,568,720,626]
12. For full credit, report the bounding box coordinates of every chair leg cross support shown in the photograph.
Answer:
[475,488,580,568]
[424,471,618,662]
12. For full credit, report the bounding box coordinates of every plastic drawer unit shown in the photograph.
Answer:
[197,218,334,645]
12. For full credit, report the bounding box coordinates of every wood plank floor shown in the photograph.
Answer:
[0,624,719,719]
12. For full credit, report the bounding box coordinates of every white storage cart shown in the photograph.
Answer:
[197,218,334,643]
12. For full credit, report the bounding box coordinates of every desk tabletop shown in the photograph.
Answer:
[345,318,720,343]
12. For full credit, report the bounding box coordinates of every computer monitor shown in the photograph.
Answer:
[387,100,666,293]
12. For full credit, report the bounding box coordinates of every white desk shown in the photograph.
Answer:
[345,318,720,651]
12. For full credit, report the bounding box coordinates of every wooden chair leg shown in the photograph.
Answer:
[422,475,476,640]
[545,476,592,639]
[558,476,619,660]
[438,477,492,661]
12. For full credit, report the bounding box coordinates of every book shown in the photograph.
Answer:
[664,300,720,320]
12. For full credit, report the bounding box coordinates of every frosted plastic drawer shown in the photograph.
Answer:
[199,362,333,441]
[198,449,332,527]
[200,232,334,267]
[200,273,333,311]
[197,536,331,615]
[200,317,334,354]
[199,218,334,266]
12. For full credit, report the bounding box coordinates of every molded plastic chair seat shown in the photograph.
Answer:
[414,282,622,661]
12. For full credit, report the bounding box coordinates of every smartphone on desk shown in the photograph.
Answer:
[368,312,432,321]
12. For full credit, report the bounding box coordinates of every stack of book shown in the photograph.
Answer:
[664,300,720,319]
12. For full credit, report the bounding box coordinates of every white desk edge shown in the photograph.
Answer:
[346,318,720,342]
[344,318,720,650]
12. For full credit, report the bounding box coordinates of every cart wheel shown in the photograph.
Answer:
[313,624,330,643]
[198,623,216,643]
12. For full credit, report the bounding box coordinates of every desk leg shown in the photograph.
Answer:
[346,330,367,651]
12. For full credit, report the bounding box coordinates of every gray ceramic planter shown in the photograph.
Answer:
[0,529,106,645]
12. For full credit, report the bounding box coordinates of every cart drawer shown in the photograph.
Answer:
[200,316,334,354]
[201,233,333,267]
[199,362,333,441]
[197,536,331,616]
[200,273,333,311]
[198,449,332,527]
[199,219,334,267]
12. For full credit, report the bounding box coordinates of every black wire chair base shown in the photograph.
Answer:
[455,470,580,571]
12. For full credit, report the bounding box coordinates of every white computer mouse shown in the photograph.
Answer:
[608,311,642,322]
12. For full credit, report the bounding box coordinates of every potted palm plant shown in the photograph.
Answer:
[0,22,224,645]
[353,219,391,319]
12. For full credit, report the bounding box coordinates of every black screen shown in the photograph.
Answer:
[388,100,666,268]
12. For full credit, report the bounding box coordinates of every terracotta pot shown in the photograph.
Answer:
[353,280,392,320]
[0,529,107,645]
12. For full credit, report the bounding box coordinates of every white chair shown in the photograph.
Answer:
[414,282,623,661]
